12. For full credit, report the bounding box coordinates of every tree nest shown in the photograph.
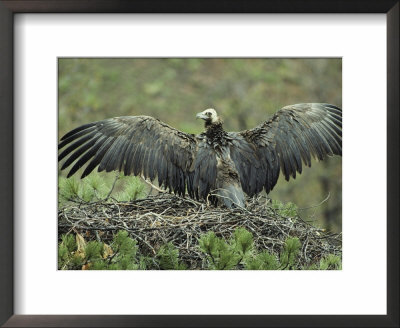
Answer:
[58,194,342,269]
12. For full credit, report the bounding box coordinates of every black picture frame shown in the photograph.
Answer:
[0,1,398,327]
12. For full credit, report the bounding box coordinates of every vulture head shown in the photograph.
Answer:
[196,108,220,126]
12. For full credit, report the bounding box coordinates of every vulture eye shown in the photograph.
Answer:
[207,112,211,116]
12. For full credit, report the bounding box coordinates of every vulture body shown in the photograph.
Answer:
[58,103,342,208]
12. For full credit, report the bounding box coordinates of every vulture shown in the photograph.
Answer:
[58,103,342,208]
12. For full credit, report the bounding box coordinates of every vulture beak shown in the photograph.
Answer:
[196,112,208,120]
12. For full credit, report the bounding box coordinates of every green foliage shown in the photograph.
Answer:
[245,251,279,270]
[198,231,241,270]
[59,177,80,202]
[113,230,136,253]
[232,227,253,256]
[59,173,108,203]
[319,254,342,270]
[58,230,140,270]
[279,237,302,270]
[114,175,146,202]
[58,244,69,264]
[86,174,108,196]
[58,230,184,270]
[157,243,186,270]
[304,254,342,270]
[110,230,139,270]
[62,233,76,252]
[198,228,253,270]
[58,228,340,270]
[84,241,104,262]
[271,200,298,217]
[199,228,306,270]
[59,172,146,206]
[70,253,84,268]
[58,234,77,266]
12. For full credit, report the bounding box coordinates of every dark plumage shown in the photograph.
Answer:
[59,103,342,208]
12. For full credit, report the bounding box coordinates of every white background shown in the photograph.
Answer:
[14,14,387,315]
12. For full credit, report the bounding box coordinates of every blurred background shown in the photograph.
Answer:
[58,58,342,232]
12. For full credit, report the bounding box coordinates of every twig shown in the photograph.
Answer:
[298,193,331,210]
[141,177,168,193]
[104,174,120,201]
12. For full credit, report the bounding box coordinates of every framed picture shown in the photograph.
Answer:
[1,1,398,327]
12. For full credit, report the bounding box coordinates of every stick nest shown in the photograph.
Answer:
[58,194,342,269]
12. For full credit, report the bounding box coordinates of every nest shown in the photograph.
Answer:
[58,194,342,269]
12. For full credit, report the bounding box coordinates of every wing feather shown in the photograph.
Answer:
[234,103,342,194]
[59,116,197,196]
[192,141,217,199]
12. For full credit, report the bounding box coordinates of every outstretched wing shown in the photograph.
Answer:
[58,116,197,196]
[230,103,342,195]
